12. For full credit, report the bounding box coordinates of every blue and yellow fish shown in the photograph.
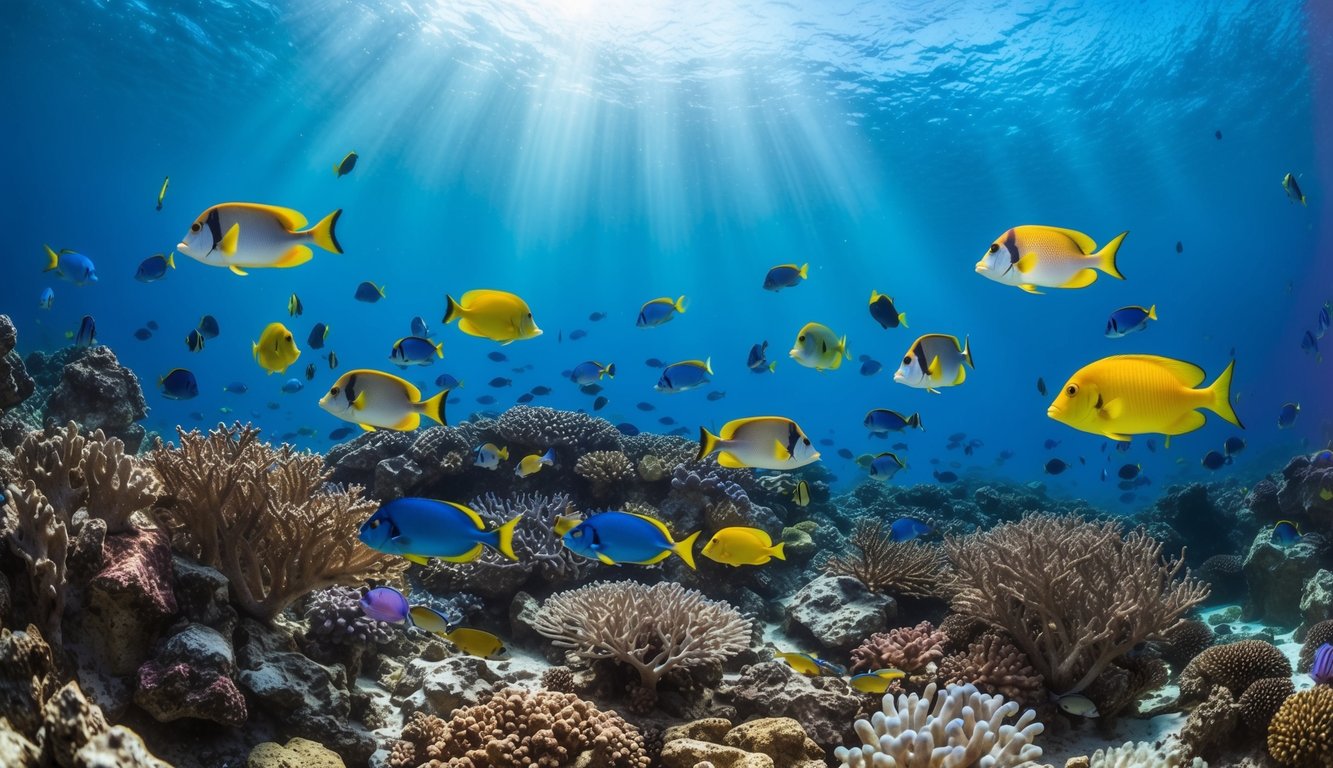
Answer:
[555,511,699,568]
[359,498,519,565]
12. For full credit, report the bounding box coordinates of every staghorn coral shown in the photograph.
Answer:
[850,621,948,675]
[1158,618,1214,668]
[938,632,1045,708]
[946,514,1209,693]
[496,405,623,452]
[2,481,68,646]
[1267,687,1333,767]
[1238,676,1294,733]
[1178,639,1292,703]
[1087,741,1206,768]
[388,688,651,768]
[823,518,950,598]
[1300,618,1333,672]
[150,423,406,621]
[533,580,751,691]
[833,682,1044,768]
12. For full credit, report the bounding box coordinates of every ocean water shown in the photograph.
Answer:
[2,0,1329,508]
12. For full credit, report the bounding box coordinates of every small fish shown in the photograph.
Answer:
[197,315,220,339]
[556,511,699,568]
[1302,330,1321,362]
[850,669,907,694]
[359,586,409,623]
[329,426,353,440]
[71,315,96,347]
[589,311,606,322]
[865,452,906,481]
[1312,643,1333,685]
[1214,129,1222,140]
[488,351,508,362]
[1277,402,1301,429]
[863,410,922,435]
[443,290,542,344]
[410,316,431,338]
[698,416,820,470]
[933,470,958,483]
[792,481,810,507]
[472,443,509,470]
[530,385,550,395]
[515,448,555,477]
[790,323,848,371]
[1224,436,1245,456]
[319,370,446,431]
[763,263,808,291]
[837,448,854,460]
[889,516,933,542]
[659,416,676,426]
[571,361,615,386]
[147,320,160,331]
[894,334,972,393]
[1043,439,1060,449]
[252,322,301,374]
[1036,377,1047,396]
[327,350,340,370]
[860,359,882,376]
[354,281,386,303]
[133,328,152,341]
[281,378,305,394]
[417,616,510,660]
[701,526,785,567]
[1271,520,1302,546]
[706,390,727,401]
[747,341,776,373]
[617,422,640,436]
[307,322,329,349]
[1282,172,1306,205]
[1054,693,1100,718]
[975,226,1127,293]
[135,252,176,282]
[1176,240,1184,253]
[868,291,908,330]
[569,329,587,340]
[156,175,169,211]
[775,652,837,677]
[223,382,248,394]
[645,357,665,368]
[1118,463,1141,480]
[177,203,341,275]
[593,396,608,411]
[186,329,206,352]
[516,393,534,404]
[1045,458,1068,475]
[159,368,199,400]
[359,497,518,565]
[288,293,303,317]
[43,245,98,285]
[334,151,358,178]
[656,359,712,393]
[38,287,54,310]
[892,442,908,450]
[489,377,512,388]
[1105,305,1157,338]
[305,363,316,381]
[1201,450,1232,470]
[476,395,496,405]
[390,336,444,367]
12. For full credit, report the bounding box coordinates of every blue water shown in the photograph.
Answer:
[2,0,1329,506]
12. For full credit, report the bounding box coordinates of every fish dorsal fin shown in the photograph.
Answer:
[626,512,675,543]
[228,202,308,230]
[746,528,774,546]
[717,416,779,440]
[1113,355,1207,386]
[445,501,486,530]
[220,223,240,256]
[1041,226,1097,254]
[1015,253,1040,274]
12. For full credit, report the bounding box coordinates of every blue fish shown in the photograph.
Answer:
[281,378,304,394]
[867,452,905,480]
[616,422,640,436]
[1105,305,1157,338]
[390,336,443,367]
[186,329,205,352]
[359,498,518,565]
[1278,402,1301,429]
[762,263,807,291]
[1223,436,1245,456]
[570,361,614,386]
[655,359,712,393]
[328,426,353,440]
[747,341,776,373]
[860,359,883,376]
[1318,303,1330,340]
[889,516,933,541]
[637,296,687,328]
[864,409,921,435]
[1271,520,1302,546]
[38,287,54,309]
[223,381,248,394]
[159,369,199,400]
[307,322,329,349]
[354,281,385,302]
[1302,330,1320,361]
[435,373,463,390]
[410,316,431,338]
[1313,643,1333,685]
[43,245,97,285]
[197,315,220,339]
[133,328,152,340]
[71,315,96,347]
[556,511,699,568]
[135,252,175,282]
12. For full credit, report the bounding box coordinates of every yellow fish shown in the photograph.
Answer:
[775,652,843,677]
[177,203,342,276]
[443,289,542,344]
[849,669,907,693]
[1048,355,1242,442]
[789,322,848,371]
[698,416,820,470]
[975,225,1127,294]
[318,370,446,431]
[701,527,786,567]
[515,448,555,477]
[252,322,300,375]
[408,606,510,659]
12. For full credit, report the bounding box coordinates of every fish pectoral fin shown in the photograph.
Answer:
[1060,269,1098,289]
[1096,398,1125,420]
[1014,252,1040,274]
[773,440,792,460]
[220,223,240,256]
[229,265,249,276]
[273,244,313,268]
[393,413,421,431]
[352,392,367,411]
[927,355,941,378]
[1018,284,1043,294]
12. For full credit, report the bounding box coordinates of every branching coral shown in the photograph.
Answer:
[150,423,405,621]
[533,580,751,690]
[946,514,1209,693]
[824,518,950,598]
[833,682,1044,768]
[1178,640,1291,703]
[388,689,651,768]
[938,632,1045,708]
[850,621,948,675]
[2,481,68,646]
[1267,687,1333,767]
[1088,741,1206,768]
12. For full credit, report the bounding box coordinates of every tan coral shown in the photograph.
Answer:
[576,449,635,486]
[1158,618,1214,668]
[1086,741,1207,768]
[2,482,68,646]
[1178,640,1291,703]
[824,518,950,598]
[1267,687,1333,767]
[1300,619,1333,672]
[938,632,1046,708]
[1180,685,1239,763]
[14,422,159,533]
[849,621,947,675]
[637,454,667,482]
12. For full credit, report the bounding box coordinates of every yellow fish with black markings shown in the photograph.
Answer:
[252,322,300,375]
[698,416,820,470]
[408,607,509,659]
[177,202,342,276]
[443,289,542,344]
[319,369,446,431]
[976,225,1127,293]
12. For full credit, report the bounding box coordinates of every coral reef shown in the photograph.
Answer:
[722,660,864,748]
[1157,618,1214,668]
[1300,618,1333,671]
[821,517,950,598]
[1247,452,1333,530]
[1267,687,1333,767]
[937,631,1045,708]
[849,621,948,675]
[1237,676,1294,733]
[40,346,149,451]
[1,481,68,646]
[1241,526,1323,625]
[1179,685,1239,763]
[1177,639,1292,704]
[1086,741,1206,768]
[497,405,624,451]
[661,716,825,768]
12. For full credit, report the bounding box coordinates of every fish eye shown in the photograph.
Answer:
[989,242,1000,253]
[285,334,292,342]
[802,438,811,446]
[190,222,201,232]
[330,387,340,395]
[368,519,379,528]
[1066,384,1078,397]
[798,335,805,342]
[903,356,912,365]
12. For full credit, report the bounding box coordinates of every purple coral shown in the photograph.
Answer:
[303,586,398,648]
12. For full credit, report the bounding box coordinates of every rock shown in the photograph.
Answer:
[67,515,107,580]
[783,575,895,651]
[664,718,733,745]
[0,315,35,412]
[134,623,247,727]
[0,727,40,768]
[1065,758,1090,768]
[42,346,148,451]
[72,726,172,768]
[41,681,109,768]
[84,529,177,675]
[508,591,543,646]
[660,738,774,768]
[1242,530,1322,626]
[723,718,824,768]
[171,557,238,636]
[247,738,345,768]
[392,654,537,717]
[1301,569,1333,633]
[721,661,861,748]
[779,526,817,560]
[0,624,59,736]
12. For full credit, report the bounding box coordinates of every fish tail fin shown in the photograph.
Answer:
[910,413,923,430]
[1205,359,1243,428]
[704,356,713,375]
[674,530,700,569]
[767,361,777,373]
[166,251,176,269]
[697,426,720,460]
[43,245,58,272]
[540,447,555,464]
[251,341,259,361]
[1095,231,1128,279]
[434,341,444,358]
[898,312,908,328]
[675,295,687,313]
[771,541,786,561]
[420,391,448,426]
[443,295,463,324]
[963,336,974,368]
[870,290,880,302]
[1147,304,1157,321]
[498,446,509,460]
[605,363,616,378]
[306,209,344,254]
[493,515,521,561]
[798,263,809,279]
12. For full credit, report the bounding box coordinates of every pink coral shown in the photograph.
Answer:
[850,621,947,674]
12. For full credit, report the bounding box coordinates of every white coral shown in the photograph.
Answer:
[834,683,1043,768]
[1089,741,1206,768]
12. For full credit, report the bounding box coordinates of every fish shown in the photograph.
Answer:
[836,448,854,460]
[860,359,882,376]
[1043,439,1060,449]
[530,385,550,395]
[893,334,973,393]
[863,410,922,436]
[792,481,810,507]
[328,427,353,440]
[359,586,409,623]
[147,320,159,331]
[223,382,248,394]
[443,290,542,344]
[867,291,909,330]
[1118,463,1141,480]
[305,363,316,381]
[186,329,206,352]
[334,151,358,178]
[1271,520,1302,547]
[656,359,713,393]
[645,358,665,368]
[134,252,175,282]
[43,245,98,285]
[38,287,54,310]
[593,396,608,411]
[72,315,96,347]
[1047,356,1241,441]
[866,452,906,481]
[556,511,698,568]
[705,390,727,403]
[133,328,152,341]
[790,322,848,371]
[390,336,444,367]
[1044,458,1068,475]
[358,497,518,565]
[327,350,340,370]
[1312,643,1333,685]
[197,315,220,339]
[417,616,510,660]
[287,293,303,317]
[698,416,820,470]
[354,281,386,303]
[1037,377,1047,396]
[1176,240,1184,253]
[637,296,688,328]
[159,369,199,400]
[589,312,606,322]
[410,316,431,338]
[1277,402,1300,429]
[476,395,496,405]
[747,341,776,373]
[933,470,958,483]
[1201,451,1231,470]
[975,226,1127,293]
[569,329,587,340]
[1224,436,1245,456]
[489,377,511,388]
[1282,172,1306,205]
[177,203,342,275]
[318,370,446,431]
[252,322,301,374]
[1054,693,1100,718]
[1302,330,1321,362]
[281,378,304,394]
[488,351,508,362]
[849,669,907,694]
[659,416,677,426]
[763,263,808,291]
[571,361,615,386]
[303,322,328,349]
[1105,305,1157,338]
[775,652,839,677]
[472,443,509,470]
[156,175,169,211]
[701,526,785,567]
[515,448,555,477]
[889,517,933,541]
[616,423,640,436]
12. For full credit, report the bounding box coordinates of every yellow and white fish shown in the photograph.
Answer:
[975,225,1127,293]
[252,322,301,375]
[177,202,342,276]
[472,443,509,470]
[789,322,848,371]
[318,369,446,431]
[893,334,973,393]
[442,290,542,344]
[698,416,820,470]
[515,448,555,477]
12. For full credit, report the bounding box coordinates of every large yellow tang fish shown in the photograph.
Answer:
[976,225,1126,293]
[178,203,342,276]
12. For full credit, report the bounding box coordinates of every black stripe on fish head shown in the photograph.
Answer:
[205,208,222,255]
[787,422,799,456]
[1001,229,1019,275]
[345,375,357,406]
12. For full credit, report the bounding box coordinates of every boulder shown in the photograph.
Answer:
[1242,530,1322,626]
[42,346,147,451]
[721,661,861,748]
[784,575,895,651]
[0,315,35,411]
[84,529,177,675]
[660,738,773,768]
[1299,569,1333,634]
[134,623,247,727]
[247,738,345,768]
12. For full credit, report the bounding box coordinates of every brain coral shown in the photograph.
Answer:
[1267,687,1333,767]
[1178,640,1291,703]
[1238,676,1295,733]
[1300,619,1333,672]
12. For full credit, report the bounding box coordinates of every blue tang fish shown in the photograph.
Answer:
[555,511,699,568]
[359,498,518,565]
[435,372,463,389]
[135,252,176,282]
[1271,520,1302,547]
[38,287,54,309]
[763,263,808,291]
[864,409,922,435]
[307,322,329,349]
[889,516,934,541]
[1277,402,1300,429]
[43,245,98,285]
[1105,305,1157,338]
[159,369,199,400]
[410,316,431,338]
[197,315,221,339]
[655,358,712,393]
[354,281,385,302]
